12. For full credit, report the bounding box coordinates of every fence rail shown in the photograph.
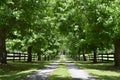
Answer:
[6,52,56,62]
[7,52,37,61]
[88,53,114,62]
[7,52,27,61]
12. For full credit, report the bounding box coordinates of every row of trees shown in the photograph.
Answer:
[0,0,120,67]
[0,0,63,64]
[55,0,120,67]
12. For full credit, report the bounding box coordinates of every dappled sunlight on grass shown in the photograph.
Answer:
[0,62,39,80]
[0,60,55,80]
[0,69,36,80]
[47,60,72,80]
[47,75,71,80]
[86,69,120,76]
[16,69,37,75]
[74,61,120,80]
[0,75,11,77]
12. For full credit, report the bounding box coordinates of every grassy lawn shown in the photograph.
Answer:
[0,60,57,80]
[47,60,72,80]
[74,61,120,80]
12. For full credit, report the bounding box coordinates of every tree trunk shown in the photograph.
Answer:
[37,52,41,61]
[78,55,80,61]
[93,50,97,63]
[77,47,80,61]
[27,46,32,62]
[75,55,77,61]
[0,28,7,64]
[47,55,50,61]
[114,39,120,67]
[44,55,47,61]
[83,51,87,61]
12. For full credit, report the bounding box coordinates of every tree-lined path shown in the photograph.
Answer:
[65,60,95,80]
[25,60,60,80]
[1,0,120,80]
[25,55,95,80]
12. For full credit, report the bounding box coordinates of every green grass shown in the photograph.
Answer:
[73,61,120,80]
[0,59,57,80]
[47,60,72,80]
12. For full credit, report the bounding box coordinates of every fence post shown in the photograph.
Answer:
[97,54,99,61]
[24,54,25,61]
[88,55,90,61]
[13,53,15,62]
[101,54,103,62]
[19,53,21,61]
[107,53,109,62]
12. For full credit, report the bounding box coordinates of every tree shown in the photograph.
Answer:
[0,0,48,64]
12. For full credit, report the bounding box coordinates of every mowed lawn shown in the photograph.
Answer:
[0,60,55,80]
[74,61,120,80]
[47,60,72,80]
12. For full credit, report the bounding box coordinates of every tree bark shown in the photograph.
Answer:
[93,50,97,63]
[83,51,87,61]
[114,39,120,67]
[78,55,80,61]
[44,55,47,61]
[47,55,50,61]
[27,46,32,62]
[37,52,41,61]
[0,28,7,64]
[77,47,80,61]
